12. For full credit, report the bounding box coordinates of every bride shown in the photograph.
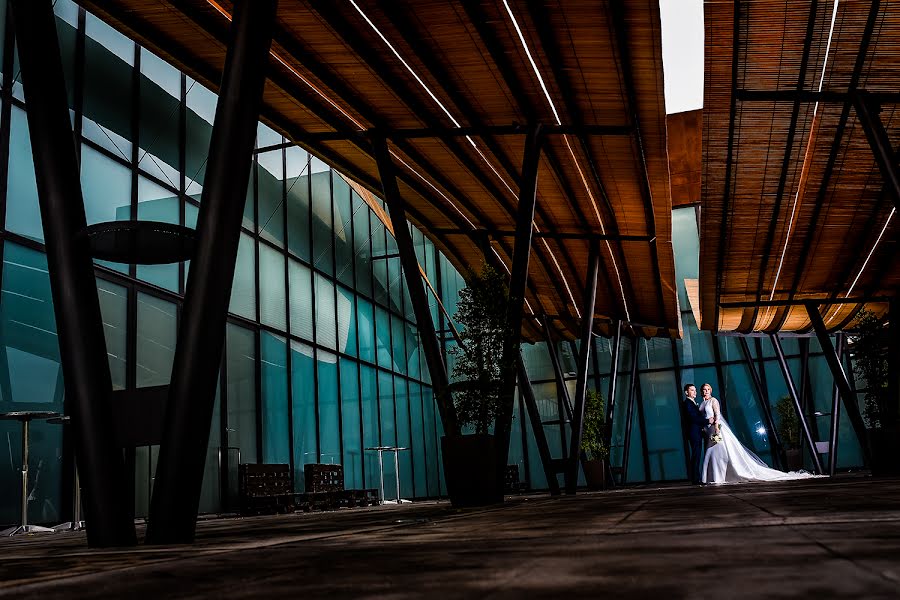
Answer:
[699,383,819,484]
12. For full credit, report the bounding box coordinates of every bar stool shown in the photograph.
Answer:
[0,410,60,536]
[47,416,85,532]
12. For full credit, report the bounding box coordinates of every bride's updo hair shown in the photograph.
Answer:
[701,383,713,394]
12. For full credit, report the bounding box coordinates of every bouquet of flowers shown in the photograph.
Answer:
[709,424,723,445]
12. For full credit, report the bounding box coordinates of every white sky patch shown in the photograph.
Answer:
[660,0,704,114]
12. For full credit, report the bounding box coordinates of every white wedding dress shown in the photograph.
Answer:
[699,397,819,484]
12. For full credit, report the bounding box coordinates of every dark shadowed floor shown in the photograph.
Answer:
[1,476,899,598]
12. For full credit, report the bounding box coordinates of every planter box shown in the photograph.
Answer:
[868,428,900,476]
[583,459,607,490]
[785,448,803,472]
[441,434,503,508]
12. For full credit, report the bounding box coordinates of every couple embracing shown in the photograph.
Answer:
[683,383,819,485]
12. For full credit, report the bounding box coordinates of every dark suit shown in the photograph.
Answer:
[684,398,710,485]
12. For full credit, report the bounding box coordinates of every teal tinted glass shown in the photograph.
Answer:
[97,278,127,390]
[5,107,42,241]
[226,323,257,465]
[317,350,340,465]
[291,340,317,490]
[258,243,287,331]
[136,293,176,388]
[261,332,289,464]
[339,358,362,489]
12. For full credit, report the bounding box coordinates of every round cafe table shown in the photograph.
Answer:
[0,410,60,536]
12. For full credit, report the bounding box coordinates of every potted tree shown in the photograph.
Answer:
[775,395,802,471]
[850,309,900,475]
[442,264,508,507]
[581,389,609,490]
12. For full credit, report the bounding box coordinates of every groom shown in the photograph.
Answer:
[683,383,710,485]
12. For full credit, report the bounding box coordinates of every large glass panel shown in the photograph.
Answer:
[97,278,127,390]
[83,13,134,162]
[339,359,363,490]
[375,306,392,369]
[387,256,403,315]
[378,369,396,498]
[371,214,388,305]
[226,324,257,467]
[261,332,289,464]
[291,340,317,490]
[422,386,440,496]
[229,233,256,320]
[408,382,427,498]
[317,350,340,465]
[198,381,221,515]
[337,285,357,357]
[720,361,773,464]
[185,77,216,198]
[639,371,687,481]
[310,159,333,274]
[258,243,287,331]
[0,243,61,405]
[80,146,132,276]
[6,107,42,240]
[285,146,310,262]
[351,190,373,297]
[314,272,336,350]
[391,314,406,376]
[671,207,700,308]
[138,48,181,188]
[257,149,285,247]
[0,244,64,524]
[136,293,176,388]
[394,376,413,498]
[360,364,380,491]
[136,177,179,291]
[677,310,717,366]
[357,297,375,364]
[288,259,313,341]
[333,172,354,288]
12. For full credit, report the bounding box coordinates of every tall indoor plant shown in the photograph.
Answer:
[580,389,609,489]
[442,264,509,506]
[850,308,900,475]
[775,395,802,470]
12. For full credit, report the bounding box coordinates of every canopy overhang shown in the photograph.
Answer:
[701,0,897,334]
[81,0,681,340]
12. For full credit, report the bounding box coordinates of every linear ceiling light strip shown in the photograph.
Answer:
[504,0,631,323]
[765,0,840,326]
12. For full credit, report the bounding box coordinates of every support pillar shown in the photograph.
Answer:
[147,0,277,544]
[11,0,135,547]
[564,244,600,493]
[496,125,543,478]
[739,337,784,470]
[543,320,572,460]
[517,356,560,495]
[620,337,640,484]
[806,303,871,465]
[370,135,457,435]
[770,334,824,474]
[828,333,844,476]
[604,321,622,459]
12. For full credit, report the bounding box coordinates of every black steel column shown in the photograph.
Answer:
[564,244,600,493]
[11,0,136,547]
[828,333,844,476]
[770,334,824,474]
[146,0,277,544]
[496,125,543,477]
[620,337,640,484]
[543,321,571,460]
[634,366,651,481]
[799,338,821,442]
[517,355,560,495]
[670,339,693,478]
[853,91,900,210]
[370,134,458,437]
[739,337,784,469]
[890,297,900,429]
[806,303,871,465]
[604,320,622,454]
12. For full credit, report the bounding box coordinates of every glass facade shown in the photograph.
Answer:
[0,0,869,528]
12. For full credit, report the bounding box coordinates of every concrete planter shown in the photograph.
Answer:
[583,459,607,490]
[868,428,900,476]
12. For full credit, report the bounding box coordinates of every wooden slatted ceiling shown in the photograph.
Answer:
[702,0,896,334]
[81,0,680,340]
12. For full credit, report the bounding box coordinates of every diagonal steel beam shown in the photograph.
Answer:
[805,304,872,466]
[738,337,784,469]
[770,334,824,474]
[565,244,600,493]
[516,355,560,496]
[828,333,845,476]
[620,337,640,485]
[147,0,277,544]
[371,135,457,436]
[496,125,543,480]
[11,0,136,548]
